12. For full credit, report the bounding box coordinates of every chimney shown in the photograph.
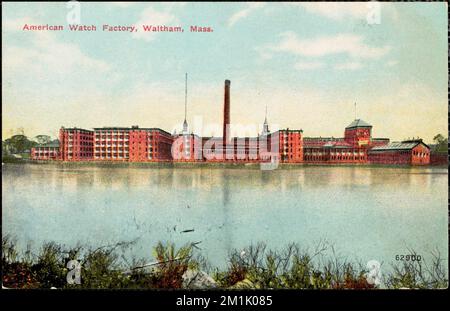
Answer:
[223,80,231,145]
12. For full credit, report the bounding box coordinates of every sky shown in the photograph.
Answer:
[2,2,448,142]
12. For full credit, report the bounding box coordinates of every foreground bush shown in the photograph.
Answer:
[1,236,447,289]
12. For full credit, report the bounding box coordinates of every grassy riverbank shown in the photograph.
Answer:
[2,236,447,289]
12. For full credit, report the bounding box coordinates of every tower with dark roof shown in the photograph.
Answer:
[344,119,372,147]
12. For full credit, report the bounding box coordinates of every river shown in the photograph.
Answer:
[2,163,448,272]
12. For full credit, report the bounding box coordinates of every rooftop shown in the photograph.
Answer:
[369,140,429,152]
[62,127,94,132]
[345,119,372,129]
[92,126,172,136]
[36,142,60,148]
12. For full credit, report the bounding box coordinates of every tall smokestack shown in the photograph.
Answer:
[223,80,231,146]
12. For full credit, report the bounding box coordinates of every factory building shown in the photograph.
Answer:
[92,126,173,162]
[30,142,60,160]
[302,119,391,164]
[30,78,431,166]
[59,127,94,161]
[368,139,431,165]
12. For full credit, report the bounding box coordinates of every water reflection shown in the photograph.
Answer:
[2,164,447,269]
[5,164,444,192]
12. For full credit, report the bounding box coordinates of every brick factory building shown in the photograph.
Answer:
[30,79,431,166]
[277,130,303,163]
[93,126,173,162]
[171,133,202,162]
[368,139,431,165]
[30,142,60,160]
[302,119,392,164]
[59,127,94,161]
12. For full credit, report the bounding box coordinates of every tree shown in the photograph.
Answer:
[433,134,447,153]
[3,135,37,154]
[433,134,445,144]
[34,135,51,145]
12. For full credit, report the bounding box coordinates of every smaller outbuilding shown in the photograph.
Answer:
[31,142,60,160]
[368,139,430,165]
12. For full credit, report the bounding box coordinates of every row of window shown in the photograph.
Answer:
[67,143,93,146]
[95,144,130,148]
[67,133,93,136]
[33,155,58,159]
[67,147,92,153]
[34,148,59,152]
[304,155,366,161]
[67,153,93,157]
[95,139,130,142]
[35,151,58,154]
[413,151,429,157]
[93,155,160,160]
[304,152,365,156]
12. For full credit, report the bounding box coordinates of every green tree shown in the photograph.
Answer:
[34,135,51,145]
[433,134,447,153]
[3,135,37,154]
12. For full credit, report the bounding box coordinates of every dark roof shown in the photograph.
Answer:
[93,127,131,130]
[93,127,172,136]
[281,129,303,133]
[345,119,372,129]
[369,140,429,152]
[62,127,93,132]
[305,145,352,149]
[372,138,390,141]
[304,137,344,141]
[36,142,60,148]
[272,129,303,134]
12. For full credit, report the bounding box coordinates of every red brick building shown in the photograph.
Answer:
[200,136,276,163]
[430,152,448,165]
[32,80,431,166]
[31,142,60,160]
[171,133,203,162]
[303,119,389,164]
[368,139,431,165]
[93,127,130,161]
[278,129,303,163]
[344,119,372,147]
[93,126,173,162]
[59,127,94,161]
[198,80,303,164]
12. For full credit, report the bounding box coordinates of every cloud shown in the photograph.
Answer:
[228,3,265,27]
[273,32,390,59]
[3,32,110,75]
[163,2,188,10]
[254,46,273,61]
[132,6,180,41]
[386,60,398,67]
[110,2,135,8]
[295,61,325,70]
[333,62,363,70]
[291,2,373,21]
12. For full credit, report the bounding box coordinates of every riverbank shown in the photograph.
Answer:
[3,159,448,170]
[2,237,447,289]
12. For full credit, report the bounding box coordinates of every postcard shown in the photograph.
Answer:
[1,1,448,299]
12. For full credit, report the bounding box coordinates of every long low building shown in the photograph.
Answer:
[31,142,60,160]
[368,140,431,165]
[303,119,392,164]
